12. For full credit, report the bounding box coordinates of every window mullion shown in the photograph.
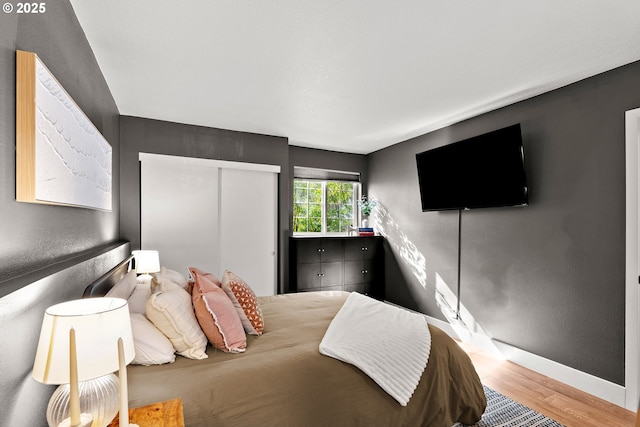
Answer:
[321,181,327,235]
[355,184,361,228]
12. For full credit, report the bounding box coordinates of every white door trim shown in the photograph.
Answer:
[625,107,640,410]
[139,152,281,174]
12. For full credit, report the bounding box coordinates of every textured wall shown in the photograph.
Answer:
[289,145,368,192]
[0,1,120,290]
[368,60,640,385]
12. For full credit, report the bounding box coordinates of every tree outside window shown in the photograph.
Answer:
[293,180,322,232]
[293,180,358,234]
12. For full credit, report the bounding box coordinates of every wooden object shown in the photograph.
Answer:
[117,338,129,427]
[16,50,36,204]
[459,341,636,427]
[107,399,184,427]
[15,50,112,210]
[68,329,80,426]
[290,236,384,298]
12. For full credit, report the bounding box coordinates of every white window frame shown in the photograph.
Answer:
[293,179,361,236]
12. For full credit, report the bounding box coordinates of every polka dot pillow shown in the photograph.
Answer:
[221,270,264,336]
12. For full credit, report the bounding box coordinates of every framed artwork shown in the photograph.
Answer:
[16,50,112,211]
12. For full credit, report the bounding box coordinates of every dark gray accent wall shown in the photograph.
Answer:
[119,116,290,290]
[0,1,120,293]
[289,145,369,192]
[368,60,640,385]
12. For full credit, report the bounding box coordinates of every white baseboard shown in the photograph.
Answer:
[424,314,628,409]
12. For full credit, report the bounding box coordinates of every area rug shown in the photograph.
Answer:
[454,385,565,427]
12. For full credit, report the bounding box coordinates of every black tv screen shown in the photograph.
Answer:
[416,124,528,211]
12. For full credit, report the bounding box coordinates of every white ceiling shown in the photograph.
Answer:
[69,1,640,154]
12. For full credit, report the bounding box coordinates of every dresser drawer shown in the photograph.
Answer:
[290,236,384,299]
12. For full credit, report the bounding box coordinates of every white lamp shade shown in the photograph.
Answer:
[132,250,160,274]
[32,298,135,385]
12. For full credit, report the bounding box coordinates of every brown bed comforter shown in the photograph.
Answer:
[127,291,486,427]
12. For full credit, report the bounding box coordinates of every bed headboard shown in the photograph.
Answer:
[83,254,134,298]
[0,241,131,427]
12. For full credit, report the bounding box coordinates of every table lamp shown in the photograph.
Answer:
[32,298,138,427]
[132,250,160,283]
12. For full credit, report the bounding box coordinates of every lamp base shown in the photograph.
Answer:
[57,413,93,427]
[47,373,119,427]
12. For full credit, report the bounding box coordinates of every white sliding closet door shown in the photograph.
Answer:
[140,153,279,295]
[220,168,277,296]
[140,154,221,277]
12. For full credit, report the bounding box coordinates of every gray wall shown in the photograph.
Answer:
[368,60,640,386]
[289,145,369,193]
[0,1,120,295]
[119,116,290,290]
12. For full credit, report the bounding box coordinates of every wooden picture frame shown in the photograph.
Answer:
[16,50,112,211]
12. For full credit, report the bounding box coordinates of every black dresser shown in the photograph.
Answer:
[289,236,384,299]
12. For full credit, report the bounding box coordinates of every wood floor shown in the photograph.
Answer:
[458,341,637,427]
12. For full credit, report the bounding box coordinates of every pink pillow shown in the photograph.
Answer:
[221,270,264,336]
[190,268,246,353]
[188,266,221,292]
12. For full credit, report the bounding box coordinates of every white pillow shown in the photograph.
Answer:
[146,289,208,360]
[128,282,151,314]
[105,270,137,300]
[151,276,185,294]
[130,313,176,366]
[153,266,189,291]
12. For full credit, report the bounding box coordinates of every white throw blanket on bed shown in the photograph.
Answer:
[319,292,431,406]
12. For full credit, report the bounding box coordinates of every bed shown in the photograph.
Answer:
[85,256,487,427]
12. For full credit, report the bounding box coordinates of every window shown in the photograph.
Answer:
[293,179,360,234]
[293,180,322,233]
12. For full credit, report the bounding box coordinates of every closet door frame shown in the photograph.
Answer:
[139,153,280,294]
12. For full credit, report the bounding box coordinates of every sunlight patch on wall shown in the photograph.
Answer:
[435,272,504,358]
[371,201,503,358]
[373,202,427,288]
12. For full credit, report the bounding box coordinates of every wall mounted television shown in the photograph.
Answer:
[415,124,528,212]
